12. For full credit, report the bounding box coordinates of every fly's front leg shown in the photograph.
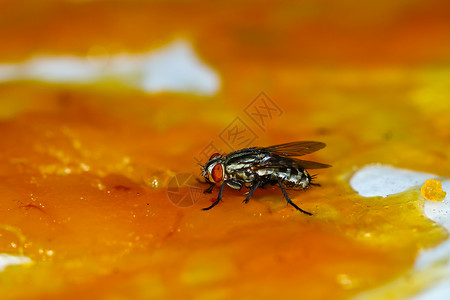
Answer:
[243,180,261,204]
[277,180,312,216]
[202,180,231,211]
[203,182,215,194]
[196,178,215,194]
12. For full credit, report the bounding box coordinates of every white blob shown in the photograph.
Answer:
[0,253,32,272]
[0,40,220,96]
[26,56,101,82]
[350,164,450,299]
[415,238,450,269]
[350,164,436,197]
[140,40,220,95]
[409,280,450,300]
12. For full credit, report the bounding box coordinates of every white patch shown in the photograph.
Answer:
[350,164,450,299]
[0,40,220,96]
[140,40,220,95]
[349,164,436,197]
[0,253,32,272]
[409,280,450,300]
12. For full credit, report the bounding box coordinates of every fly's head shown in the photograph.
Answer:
[201,153,225,184]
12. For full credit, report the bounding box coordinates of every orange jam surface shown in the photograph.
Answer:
[421,179,447,201]
[1,1,450,299]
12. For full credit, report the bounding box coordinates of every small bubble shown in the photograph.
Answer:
[30,177,38,185]
[145,176,160,188]
[122,156,131,165]
[97,182,106,191]
[337,273,355,289]
[80,163,90,171]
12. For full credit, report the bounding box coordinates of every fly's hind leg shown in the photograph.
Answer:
[277,180,312,216]
[243,180,261,204]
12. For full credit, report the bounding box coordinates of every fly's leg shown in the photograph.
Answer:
[202,180,230,211]
[277,180,312,216]
[243,180,261,204]
[203,182,215,194]
[196,178,215,194]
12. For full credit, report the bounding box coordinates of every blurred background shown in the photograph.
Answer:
[1,0,450,167]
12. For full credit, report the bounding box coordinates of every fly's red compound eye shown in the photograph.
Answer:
[211,164,223,182]
[209,153,220,160]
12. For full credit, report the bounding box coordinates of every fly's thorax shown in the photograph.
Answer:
[224,150,266,165]
[224,151,265,176]
[226,168,257,184]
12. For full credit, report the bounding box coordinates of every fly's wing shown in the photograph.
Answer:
[290,158,331,169]
[250,155,297,170]
[252,155,330,170]
[256,141,326,157]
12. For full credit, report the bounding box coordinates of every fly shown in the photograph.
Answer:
[200,141,330,215]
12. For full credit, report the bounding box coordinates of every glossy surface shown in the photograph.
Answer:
[0,1,449,299]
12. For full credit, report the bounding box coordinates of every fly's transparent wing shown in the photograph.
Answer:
[257,141,326,157]
[291,158,331,169]
[252,156,330,170]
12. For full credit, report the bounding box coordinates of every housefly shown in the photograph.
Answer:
[200,141,330,215]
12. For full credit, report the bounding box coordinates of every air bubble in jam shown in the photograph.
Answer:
[0,226,27,255]
[145,176,160,188]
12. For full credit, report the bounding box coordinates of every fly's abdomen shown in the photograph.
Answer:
[256,167,310,189]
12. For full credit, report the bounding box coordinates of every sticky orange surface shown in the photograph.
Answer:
[421,179,447,201]
[1,1,450,300]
